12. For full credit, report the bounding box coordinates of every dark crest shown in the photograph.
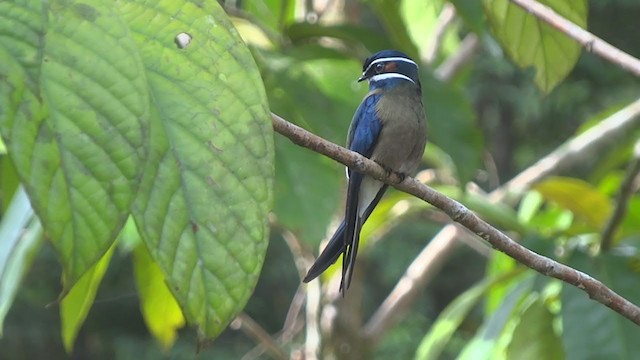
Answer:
[359,50,420,85]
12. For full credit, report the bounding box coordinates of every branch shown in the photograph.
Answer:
[492,98,640,203]
[271,112,640,328]
[509,0,640,77]
[434,33,479,82]
[361,97,640,343]
[601,140,640,250]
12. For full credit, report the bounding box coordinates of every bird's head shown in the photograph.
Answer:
[358,50,420,87]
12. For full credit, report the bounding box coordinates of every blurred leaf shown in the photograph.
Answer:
[262,53,359,244]
[458,275,534,360]
[422,72,484,184]
[366,0,420,58]
[415,269,524,360]
[506,298,563,360]
[0,187,43,335]
[534,177,612,230]
[231,17,274,49]
[0,0,148,289]
[483,0,588,92]
[0,156,20,212]
[450,0,487,34]
[123,0,273,343]
[242,0,296,31]
[517,190,544,224]
[619,198,640,240]
[285,23,395,54]
[462,192,527,233]
[400,0,460,63]
[274,138,341,245]
[133,244,185,351]
[61,244,115,353]
[561,252,640,360]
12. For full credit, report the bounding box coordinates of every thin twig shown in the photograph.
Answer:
[434,33,480,81]
[509,0,640,77]
[231,313,288,360]
[424,3,457,64]
[601,140,640,250]
[271,112,640,327]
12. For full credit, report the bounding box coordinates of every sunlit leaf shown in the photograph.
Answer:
[133,244,185,351]
[0,0,148,288]
[60,244,115,353]
[534,177,612,230]
[483,0,588,92]
[484,252,518,316]
[123,0,273,343]
[562,252,640,360]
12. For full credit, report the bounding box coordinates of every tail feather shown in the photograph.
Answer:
[303,184,389,292]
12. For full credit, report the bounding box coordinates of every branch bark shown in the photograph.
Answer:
[271,112,640,330]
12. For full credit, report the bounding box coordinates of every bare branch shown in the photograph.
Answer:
[272,112,640,328]
[601,140,640,250]
[492,98,640,203]
[360,97,640,343]
[509,0,640,77]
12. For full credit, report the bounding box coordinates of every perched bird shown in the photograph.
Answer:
[303,50,428,293]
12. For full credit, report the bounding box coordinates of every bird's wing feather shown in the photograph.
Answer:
[341,94,383,292]
[303,94,383,290]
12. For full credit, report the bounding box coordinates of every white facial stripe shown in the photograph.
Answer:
[363,56,418,74]
[369,73,415,84]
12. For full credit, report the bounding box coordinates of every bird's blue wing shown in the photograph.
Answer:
[342,94,383,292]
[347,94,383,158]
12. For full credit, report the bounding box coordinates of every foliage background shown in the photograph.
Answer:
[1,0,640,359]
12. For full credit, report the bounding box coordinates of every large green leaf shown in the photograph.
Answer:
[562,252,640,360]
[483,0,588,92]
[122,0,273,343]
[261,53,358,244]
[0,0,149,287]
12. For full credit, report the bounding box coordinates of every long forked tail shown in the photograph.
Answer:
[302,184,389,290]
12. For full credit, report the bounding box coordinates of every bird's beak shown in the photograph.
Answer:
[357,73,367,82]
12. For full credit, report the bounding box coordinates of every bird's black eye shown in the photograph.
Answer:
[375,63,385,73]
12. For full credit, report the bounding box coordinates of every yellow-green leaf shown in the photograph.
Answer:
[133,244,185,351]
[60,244,115,353]
[534,176,612,230]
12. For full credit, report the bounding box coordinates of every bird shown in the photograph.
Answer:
[302,50,428,294]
